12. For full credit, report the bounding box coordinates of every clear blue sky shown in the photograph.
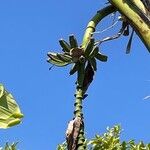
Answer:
[0,0,150,149]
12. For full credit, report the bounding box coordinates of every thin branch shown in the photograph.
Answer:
[91,19,119,35]
[109,0,150,52]
[94,21,128,45]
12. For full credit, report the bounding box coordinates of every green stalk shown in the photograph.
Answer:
[73,5,117,150]
[71,2,150,149]
[82,5,117,48]
[74,87,84,118]
[74,87,85,149]
[74,63,86,149]
[109,0,150,52]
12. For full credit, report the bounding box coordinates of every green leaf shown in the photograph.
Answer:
[0,84,23,129]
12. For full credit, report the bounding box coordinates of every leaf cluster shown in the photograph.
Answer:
[57,125,150,150]
[0,143,17,150]
[47,35,107,75]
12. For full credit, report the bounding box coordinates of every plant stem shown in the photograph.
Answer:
[74,88,84,118]
[71,2,150,149]
[74,87,85,149]
[82,5,117,48]
[73,6,117,149]
[109,0,150,52]
[74,63,86,149]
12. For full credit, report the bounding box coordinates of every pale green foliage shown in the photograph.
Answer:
[0,84,23,129]
[88,125,122,149]
[57,125,150,150]
[88,125,150,150]
[0,143,18,150]
[57,142,67,150]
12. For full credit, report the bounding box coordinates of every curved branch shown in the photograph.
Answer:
[82,5,117,48]
[109,0,150,52]
[82,1,150,52]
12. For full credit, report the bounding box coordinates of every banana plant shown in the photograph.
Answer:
[47,35,108,149]
[47,1,150,149]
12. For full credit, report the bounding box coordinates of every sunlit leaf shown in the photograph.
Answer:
[0,84,23,129]
[3,142,18,150]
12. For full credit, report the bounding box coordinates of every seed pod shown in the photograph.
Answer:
[89,46,99,58]
[59,39,71,52]
[69,35,78,48]
[84,38,95,57]
[95,52,108,62]
[69,63,79,75]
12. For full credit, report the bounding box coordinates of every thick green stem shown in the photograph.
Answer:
[74,88,84,118]
[73,5,117,150]
[71,2,150,149]
[109,0,150,52]
[74,87,85,149]
[74,63,86,149]
[82,5,117,48]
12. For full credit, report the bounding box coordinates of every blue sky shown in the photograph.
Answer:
[0,0,150,149]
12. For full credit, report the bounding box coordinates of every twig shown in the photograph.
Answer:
[91,19,119,35]
[95,21,128,45]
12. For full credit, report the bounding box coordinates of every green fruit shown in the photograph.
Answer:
[69,35,78,48]
[59,39,71,52]
[47,52,71,67]
[89,46,99,58]
[47,52,61,62]
[84,38,95,57]
[56,53,72,62]
[89,58,97,71]
[47,58,70,67]
[95,52,108,62]
[69,63,79,75]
